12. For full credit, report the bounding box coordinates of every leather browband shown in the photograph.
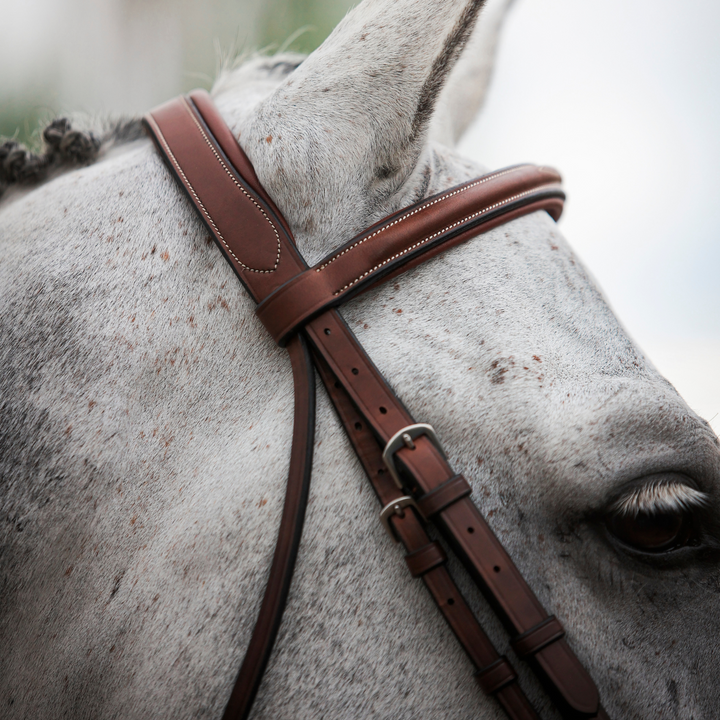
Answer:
[144,90,609,720]
[256,166,564,345]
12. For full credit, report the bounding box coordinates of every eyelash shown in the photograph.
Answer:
[609,482,709,518]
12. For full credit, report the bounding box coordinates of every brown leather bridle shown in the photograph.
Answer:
[144,91,610,720]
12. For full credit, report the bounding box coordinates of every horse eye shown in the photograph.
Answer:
[605,510,690,553]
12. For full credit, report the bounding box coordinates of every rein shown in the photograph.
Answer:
[144,91,609,720]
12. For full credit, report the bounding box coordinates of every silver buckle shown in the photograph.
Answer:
[379,496,423,542]
[382,423,445,489]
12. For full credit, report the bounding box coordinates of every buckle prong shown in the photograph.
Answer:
[379,496,423,542]
[382,423,445,489]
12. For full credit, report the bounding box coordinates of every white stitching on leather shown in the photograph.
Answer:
[316,167,523,272]
[332,187,550,296]
[167,99,281,273]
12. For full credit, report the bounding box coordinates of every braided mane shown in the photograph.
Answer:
[0,52,302,202]
[0,116,144,199]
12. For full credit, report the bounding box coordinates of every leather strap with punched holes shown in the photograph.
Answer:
[313,349,539,720]
[145,90,609,720]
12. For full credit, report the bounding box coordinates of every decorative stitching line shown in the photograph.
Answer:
[317,167,524,272]
[332,187,554,296]
[177,99,281,273]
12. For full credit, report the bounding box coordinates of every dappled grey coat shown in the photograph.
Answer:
[1,0,719,718]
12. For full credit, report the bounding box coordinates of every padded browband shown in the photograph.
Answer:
[145,91,607,720]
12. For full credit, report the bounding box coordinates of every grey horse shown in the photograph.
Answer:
[1,0,718,718]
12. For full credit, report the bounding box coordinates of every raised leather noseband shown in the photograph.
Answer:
[255,165,564,345]
[145,90,610,720]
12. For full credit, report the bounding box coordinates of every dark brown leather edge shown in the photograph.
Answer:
[531,638,600,718]
[495,682,544,720]
[256,181,565,345]
[475,657,518,695]
[314,165,562,265]
[360,196,564,299]
[221,335,315,720]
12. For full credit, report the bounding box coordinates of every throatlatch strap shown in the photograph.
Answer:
[220,335,315,720]
[145,90,608,720]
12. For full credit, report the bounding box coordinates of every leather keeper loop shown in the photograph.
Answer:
[416,474,471,518]
[475,657,518,695]
[510,615,566,660]
[404,542,447,578]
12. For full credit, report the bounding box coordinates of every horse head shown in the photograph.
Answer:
[1,0,718,718]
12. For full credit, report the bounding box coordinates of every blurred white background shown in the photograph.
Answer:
[0,0,352,136]
[1,0,717,431]
[461,0,720,431]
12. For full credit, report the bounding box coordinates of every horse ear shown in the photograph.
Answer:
[430,0,517,146]
[245,0,488,204]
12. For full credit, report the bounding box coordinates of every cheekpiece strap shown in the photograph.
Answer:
[144,90,605,720]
